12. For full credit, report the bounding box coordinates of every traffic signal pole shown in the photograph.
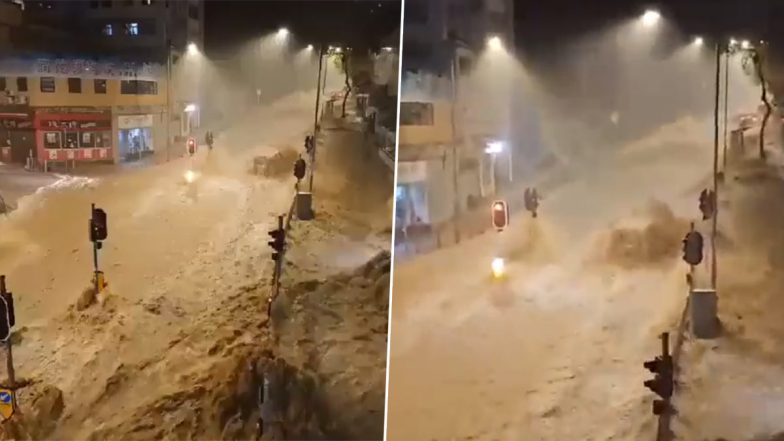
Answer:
[0,277,13,390]
[310,45,325,194]
[655,333,672,441]
[712,42,721,289]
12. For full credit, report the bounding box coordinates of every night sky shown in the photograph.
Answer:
[515,0,783,55]
[204,0,401,56]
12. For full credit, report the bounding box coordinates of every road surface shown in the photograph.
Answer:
[386,118,713,441]
[0,90,391,439]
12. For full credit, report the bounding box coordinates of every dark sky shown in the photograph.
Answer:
[204,0,401,56]
[514,0,782,55]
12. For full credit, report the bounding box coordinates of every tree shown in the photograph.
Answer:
[741,47,771,161]
[340,53,351,118]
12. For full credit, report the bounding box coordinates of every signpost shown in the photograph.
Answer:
[0,388,14,421]
[0,276,17,421]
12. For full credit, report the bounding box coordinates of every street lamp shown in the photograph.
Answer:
[693,36,704,47]
[641,9,661,27]
[306,44,314,51]
[277,27,289,39]
[485,141,504,154]
[187,42,198,55]
[487,35,503,51]
[741,39,751,50]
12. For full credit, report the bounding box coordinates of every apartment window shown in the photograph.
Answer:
[0,78,5,91]
[101,0,112,7]
[138,80,157,95]
[44,132,61,149]
[126,22,139,36]
[102,24,113,36]
[16,77,27,92]
[67,78,82,93]
[94,79,107,94]
[40,77,56,93]
[120,80,137,94]
[188,4,198,19]
[400,102,434,126]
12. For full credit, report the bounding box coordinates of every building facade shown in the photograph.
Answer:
[0,0,204,163]
[0,56,167,168]
[397,0,515,244]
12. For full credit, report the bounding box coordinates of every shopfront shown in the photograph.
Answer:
[117,114,154,162]
[0,106,34,164]
[34,107,113,166]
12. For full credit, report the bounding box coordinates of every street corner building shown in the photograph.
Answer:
[0,57,174,170]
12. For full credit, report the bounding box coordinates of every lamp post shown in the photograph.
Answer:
[712,41,721,290]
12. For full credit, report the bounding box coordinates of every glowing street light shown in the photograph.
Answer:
[382,46,394,52]
[641,9,661,27]
[277,27,289,38]
[187,42,198,55]
[485,141,504,154]
[693,36,704,46]
[184,103,197,113]
[487,35,503,51]
[741,39,751,50]
[306,44,314,51]
[334,47,343,54]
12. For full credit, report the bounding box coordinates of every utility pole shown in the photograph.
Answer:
[712,42,721,289]
[164,17,172,162]
[450,47,461,244]
[443,0,460,244]
[310,45,325,194]
[722,51,729,172]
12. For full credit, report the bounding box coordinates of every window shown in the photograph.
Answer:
[102,24,113,36]
[188,4,198,19]
[16,77,27,92]
[138,80,157,95]
[94,79,107,94]
[101,0,112,7]
[40,77,56,93]
[80,132,95,148]
[126,22,139,36]
[44,132,61,149]
[67,78,82,93]
[120,80,137,94]
[400,102,434,126]
[0,78,5,91]
[121,80,158,95]
[64,132,78,149]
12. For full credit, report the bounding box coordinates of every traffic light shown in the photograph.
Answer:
[682,230,703,266]
[491,200,508,230]
[293,157,306,180]
[643,354,674,415]
[0,296,9,343]
[268,227,286,262]
[0,276,13,331]
[699,189,715,220]
[90,205,108,242]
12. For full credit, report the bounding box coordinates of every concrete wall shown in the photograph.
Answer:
[399,100,452,145]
